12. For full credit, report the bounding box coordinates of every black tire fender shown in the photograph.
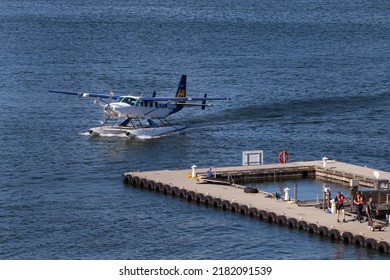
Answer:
[150,181,158,191]
[318,226,329,236]
[266,212,276,223]
[239,205,249,215]
[187,191,196,201]
[364,238,377,249]
[341,231,353,244]
[161,183,170,194]
[352,235,365,246]
[258,210,268,220]
[377,241,390,254]
[123,174,132,184]
[131,176,140,187]
[170,186,179,196]
[178,188,187,198]
[276,215,287,225]
[297,220,308,230]
[139,178,148,188]
[287,217,297,228]
[307,223,318,234]
[329,229,341,240]
[195,193,204,204]
[204,195,214,206]
[248,207,258,217]
[212,197,221,208]
[230,202,240,213]
[146,180,155,190]
[221,200,231,211]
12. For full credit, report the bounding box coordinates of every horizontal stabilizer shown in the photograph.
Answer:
[176,103,213,107]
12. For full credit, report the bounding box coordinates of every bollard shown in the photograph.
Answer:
[284,187,290,201]
[191,165,197,178]
[330,199,336,214]
[322,157,328,167]
[323,187,331,211]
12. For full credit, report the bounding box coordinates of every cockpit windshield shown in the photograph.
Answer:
[116,97,137,105]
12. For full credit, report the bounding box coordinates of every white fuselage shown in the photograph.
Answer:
[104,97,181,119]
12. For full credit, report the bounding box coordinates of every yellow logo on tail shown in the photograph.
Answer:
[177,89,185,97]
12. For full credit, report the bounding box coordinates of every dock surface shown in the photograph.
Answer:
[123,160,390,254]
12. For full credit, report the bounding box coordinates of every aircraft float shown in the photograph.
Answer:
[49,75,230,138]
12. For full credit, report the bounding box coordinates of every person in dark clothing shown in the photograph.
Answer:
[366,196,379,228]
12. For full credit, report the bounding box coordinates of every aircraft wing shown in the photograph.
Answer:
[139,97,231,102]
[48,90,120,100]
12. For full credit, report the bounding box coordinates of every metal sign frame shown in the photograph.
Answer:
[242,150,264,166]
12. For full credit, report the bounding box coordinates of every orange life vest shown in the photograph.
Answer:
[337,194,344,204]
[355,194,364,205]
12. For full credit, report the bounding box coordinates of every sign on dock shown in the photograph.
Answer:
[242,150,263,166]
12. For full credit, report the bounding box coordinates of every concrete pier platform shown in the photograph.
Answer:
[123,160,390,254]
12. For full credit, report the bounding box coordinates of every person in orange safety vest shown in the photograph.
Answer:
[334,191,346,223]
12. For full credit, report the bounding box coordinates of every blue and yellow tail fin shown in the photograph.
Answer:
[175,75,186,98]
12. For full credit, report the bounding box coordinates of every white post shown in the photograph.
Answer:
[191,165,197,178]
[322,157,328,167]
[330,199,336,214]
[284,187,290,201]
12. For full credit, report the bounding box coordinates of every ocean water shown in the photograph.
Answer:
[0,0,389,259]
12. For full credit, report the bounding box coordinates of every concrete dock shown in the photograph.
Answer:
[123,160,390,254]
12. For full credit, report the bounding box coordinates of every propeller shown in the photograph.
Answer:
[93,91,116,107]
[92,91,118,124]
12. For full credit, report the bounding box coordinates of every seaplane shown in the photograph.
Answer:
[49,75,230,138]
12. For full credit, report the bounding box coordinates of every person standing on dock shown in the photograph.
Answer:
[366,196,379,228]
[354,192,365,222]
[334,192,346,223]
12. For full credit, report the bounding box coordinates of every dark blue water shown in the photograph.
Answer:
[1,0,389,259]
[245,178,351,202]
